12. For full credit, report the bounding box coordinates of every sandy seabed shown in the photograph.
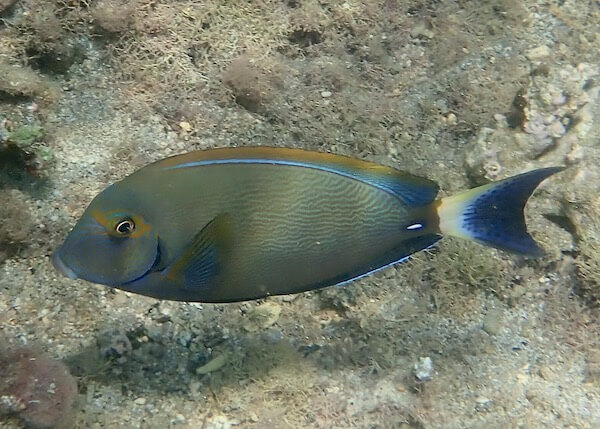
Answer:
[1,1,599,428]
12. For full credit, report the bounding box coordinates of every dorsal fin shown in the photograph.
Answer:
[155,147,439,206]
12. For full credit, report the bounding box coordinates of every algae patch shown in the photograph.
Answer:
[8,124,44,147]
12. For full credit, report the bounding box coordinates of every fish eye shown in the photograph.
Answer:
[115,218,135,235]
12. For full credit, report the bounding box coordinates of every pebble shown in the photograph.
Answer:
[263,327,283,344]
[179,121,192,132]
[196,353,227,375]
[414,356,434,381]
[410,21,434,39]
[153,313,171,323]
[243,302,282,332]
[445,112,457,125]
[482,308,503,336]
[0,0,17,14]
[475,397,493,412]
[320,90,332,98]
[179,332,193,347]
[508,285,526,304]
[526,45,551,60]
[98,328,133,362]
[538,366,554,380]
[281,294,298,302]
[188,381,202,399]
[134,397,147,405]
[548,120,566,138]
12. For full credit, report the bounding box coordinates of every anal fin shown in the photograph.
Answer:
[330,234,442,288]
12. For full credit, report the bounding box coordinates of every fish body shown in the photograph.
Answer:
[53,147,562,303]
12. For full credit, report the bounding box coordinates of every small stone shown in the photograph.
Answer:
[92,0,134,33]
[538,366,553,380]
[153,313,171,323]
[134,397,147,405]
[0,0,17,14]
[548,120,566,138]
[320,90,332,98]
[552,93,567,106]
[98,328,132,361]
[243,302,282,332]
[482,308,503,336]
[179,121,192,132]
[189,381,202,399]
[281,294,298,302]
[475,397,493,412]
[494,113,506,123]
[445,112,457,126]
[414,357,433,381]
[196,353,227,375]
[482,160,502,180]
[263,327,283,344]
[508,285,526,304]
[410,21,434,39]
[526,45,551,60]
[179,332,193,347]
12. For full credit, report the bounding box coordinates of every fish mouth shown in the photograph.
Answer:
[52,250,78,280]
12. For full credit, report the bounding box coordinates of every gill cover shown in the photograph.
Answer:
[56,207,158,286]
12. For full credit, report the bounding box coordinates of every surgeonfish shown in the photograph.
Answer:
[52,147,562,303]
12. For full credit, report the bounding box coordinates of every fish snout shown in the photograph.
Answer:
[52,250,78,280]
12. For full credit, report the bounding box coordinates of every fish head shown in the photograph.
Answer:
[53,187,158,287]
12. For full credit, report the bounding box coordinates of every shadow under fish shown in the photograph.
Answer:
[53,147,563,303]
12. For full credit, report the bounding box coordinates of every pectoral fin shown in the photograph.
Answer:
[163,214,233,289]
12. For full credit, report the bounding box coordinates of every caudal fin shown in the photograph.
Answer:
[437,168,563,256]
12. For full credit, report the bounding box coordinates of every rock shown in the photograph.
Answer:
[196,353,227,375]
[464,127,505,184]
[0,346,77,429]
[445,112,457,125]
[526,45,552,60]
[482,308,503,336]
[413,357,434,382]
[92,0,135,33]
[475,397,493,412]
[410,21,434,39]
[0,0,16,15]
[263,328,283,344]
[97,328,133,363]
[0,189,33,263]
[0,61,60,102]
[179,121,193,132]
[242,302,282,332]
[538,366,554,380]
[173,414,186,424]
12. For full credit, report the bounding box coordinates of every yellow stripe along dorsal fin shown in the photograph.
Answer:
[154,146,439,207]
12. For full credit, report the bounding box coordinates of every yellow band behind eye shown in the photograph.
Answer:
[91,210,153,239]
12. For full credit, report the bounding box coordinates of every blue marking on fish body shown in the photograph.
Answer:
[164,158,434,206]
[334,238,439,287]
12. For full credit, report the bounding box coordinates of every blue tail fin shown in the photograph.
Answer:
[437,167,563,256]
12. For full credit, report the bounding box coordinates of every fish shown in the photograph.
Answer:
[52,146,563,303]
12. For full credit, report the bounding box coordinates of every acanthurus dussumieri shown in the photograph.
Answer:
[53,147,562,302]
